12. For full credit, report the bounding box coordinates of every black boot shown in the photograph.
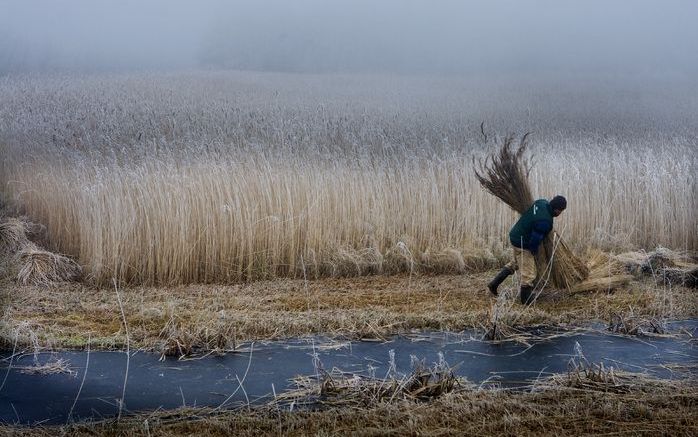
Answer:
[520,285,534,305]
[487,267,513,296]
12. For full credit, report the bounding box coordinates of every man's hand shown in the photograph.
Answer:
[526,220,551,255]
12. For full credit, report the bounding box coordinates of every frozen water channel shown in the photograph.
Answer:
[1,321,696,425]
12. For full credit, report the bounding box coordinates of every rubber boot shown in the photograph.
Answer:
[520,285,534,305]
[487,266,513,296]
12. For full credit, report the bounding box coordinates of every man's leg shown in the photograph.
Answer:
[488,251,517,296]
[516,248,536,305]
[488,266,514,296]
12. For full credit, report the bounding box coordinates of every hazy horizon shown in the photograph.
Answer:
[1,0,697,75]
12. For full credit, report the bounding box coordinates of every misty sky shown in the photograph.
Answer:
[1,0,697,74]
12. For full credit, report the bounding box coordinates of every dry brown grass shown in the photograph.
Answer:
[3,368,695,436]
[1,273,695,354]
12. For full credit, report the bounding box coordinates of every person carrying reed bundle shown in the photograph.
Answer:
[488,196,567,304]
[474,135,591,302]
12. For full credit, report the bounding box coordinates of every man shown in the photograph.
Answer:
[487,195,567,304]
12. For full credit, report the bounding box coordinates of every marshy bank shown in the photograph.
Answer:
[4,378,696,436]
[1,322,696,427]
[1,271,697,353]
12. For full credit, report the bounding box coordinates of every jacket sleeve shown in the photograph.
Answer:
[525,220,552,254]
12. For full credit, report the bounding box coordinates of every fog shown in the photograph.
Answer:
[1,0,697,75]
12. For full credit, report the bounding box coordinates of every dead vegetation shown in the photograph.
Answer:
[478,247,694,343]
[16,357,74,376]
[0,216,81,286]
[607,311,666,336]
[539,349,694,399]
[3,365,695,437]
[569,249,633,293]
[616,247,698,288]
[157,311,237,359]
[0,217,29,255]
[483,288,521,341]
[275,352,463,410]
[17,243,81,286]
[1,272,696,354]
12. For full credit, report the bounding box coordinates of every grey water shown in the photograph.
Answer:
[1,321,696,425]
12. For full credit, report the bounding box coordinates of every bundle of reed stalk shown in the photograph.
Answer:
[474,135,589,289]
[1,214,83,286]
[17,243,82,286]
[0,217,29,255]
[569,249,632,293]
[615,247,698,288]
[278,355,462,408]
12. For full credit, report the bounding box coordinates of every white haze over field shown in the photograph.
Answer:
[1,0,697,75]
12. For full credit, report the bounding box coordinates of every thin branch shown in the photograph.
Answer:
[0,331,18,393]
[114,278,130,421]
[68,334,91,423]
[211,342,255,412]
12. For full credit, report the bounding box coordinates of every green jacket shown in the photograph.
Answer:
[509,199,554,254]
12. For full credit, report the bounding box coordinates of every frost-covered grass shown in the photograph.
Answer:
[0,71,696,285]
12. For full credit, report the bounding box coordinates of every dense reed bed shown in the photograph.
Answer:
[1,72,696,285]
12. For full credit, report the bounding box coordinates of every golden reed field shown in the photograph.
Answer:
[1,71,696,285]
